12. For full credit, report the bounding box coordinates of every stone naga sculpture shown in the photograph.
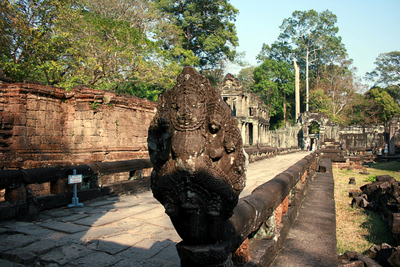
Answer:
[148,66,247,245]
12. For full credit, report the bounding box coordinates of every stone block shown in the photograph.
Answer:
[0,259,25,266]
[12,113,26,125]
[0,233,40,254]
[50,179,70,194]
[5,187,27,203]
[87,233,145,255]
[233,238,250,264]
[12,126,26,136]
[1,239,59,265]
[39,221,89,234]
[392,213,400,234]
[118,239,173,260]
[351,197,369,208]
[38,243,94,266]
[68,251,122,266]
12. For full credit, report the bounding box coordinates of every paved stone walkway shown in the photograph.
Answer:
[270,158,338,267]
[0,151,310,267]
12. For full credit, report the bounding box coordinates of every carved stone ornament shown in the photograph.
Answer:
[148,67,247,245]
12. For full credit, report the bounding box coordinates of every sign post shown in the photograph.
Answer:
[68,169,84,208]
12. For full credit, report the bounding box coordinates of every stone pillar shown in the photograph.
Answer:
[294,57,300,120]
[253,123,259,145]
[389,117,399,156]
[241,122,247,145]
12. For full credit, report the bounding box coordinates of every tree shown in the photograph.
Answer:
[1,0,199,101]
[0,0,72,84]
[383,85,400,107]
[257,10,347,111]
[344,93,375,126]
[253,59,294,129]
[315,60,361,121]
[237,66,255,90]
[309,88,330,114]
[53,0,197,94]
[366,87,400,123]
[156,0,239,72]
[366,51,400,88]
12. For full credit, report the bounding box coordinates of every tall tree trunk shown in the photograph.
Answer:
[306,49,309,112]
[284,92,286,124]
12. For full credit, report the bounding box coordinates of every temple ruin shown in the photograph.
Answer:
[219,74,270,146]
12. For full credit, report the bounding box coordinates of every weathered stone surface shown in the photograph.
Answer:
[68,251,123,266]
[232,238,250,264]
[388,250,400,267]
[87,233,145,255]
[0,83,155,186]
[148,67,246,245]
[0,234,40,254]
[0,259,24,267]
[37,243,94,266]
[392,213,400,234]
[1,239,59,265]
[349,190,361,198]
[117,239,174,260]
[39,221,90,234]
[351,197,369,208]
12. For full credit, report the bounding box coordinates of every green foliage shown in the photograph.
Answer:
[253,59,294,129]
[345,93,373,125]
[365,175,377,183]
[237,66,255,90]
[366,51,400,88]
[258,10,346,68]
[366,87,400,123]
[157,0,239,71]
[309,59,360,125]
[115,82,165,102]
[257,9,347,114]
[89,101,100,110]
[309,88,330,114]
[308,121,320,134]
[0,0,190,101]
[0,0,73,84]
[383,85,400,107]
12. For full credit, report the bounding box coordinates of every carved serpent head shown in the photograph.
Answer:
[148,67,247,244]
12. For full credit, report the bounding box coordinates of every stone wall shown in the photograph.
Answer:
[266,123,302,149]
[0,83,156,183]
[340,125,385,152]
[219,74,270,146]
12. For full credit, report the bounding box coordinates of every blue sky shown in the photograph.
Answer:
[228,0,400,85]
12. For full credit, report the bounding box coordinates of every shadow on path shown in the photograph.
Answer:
[0,191,181,266]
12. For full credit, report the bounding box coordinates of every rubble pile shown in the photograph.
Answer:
[344,175,400,266]
[351,175,400,237]
[339,244,400,267]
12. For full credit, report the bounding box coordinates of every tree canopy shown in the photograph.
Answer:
[0,0,238,100]
[366,87,400,123]
[366,51,400,89]
[253,59,294,129]
[0,0,72,84]
[156,0,239,72]
[257,9,347,112]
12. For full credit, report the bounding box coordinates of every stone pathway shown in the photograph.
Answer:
[270,158,338,267]
[0,151,311,267]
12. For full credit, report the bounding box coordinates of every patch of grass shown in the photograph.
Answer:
[364,175,377,183]
[370,161,400,172]
[334,162,399,255]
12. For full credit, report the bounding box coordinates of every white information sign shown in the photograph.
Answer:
[68,174,83,184]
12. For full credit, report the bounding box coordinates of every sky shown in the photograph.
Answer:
[228,0,400,86]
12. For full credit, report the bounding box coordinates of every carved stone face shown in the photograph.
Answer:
[175,93,204,128]
[148,67,247,245]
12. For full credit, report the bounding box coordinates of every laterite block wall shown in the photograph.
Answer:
[0,83,156,182]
